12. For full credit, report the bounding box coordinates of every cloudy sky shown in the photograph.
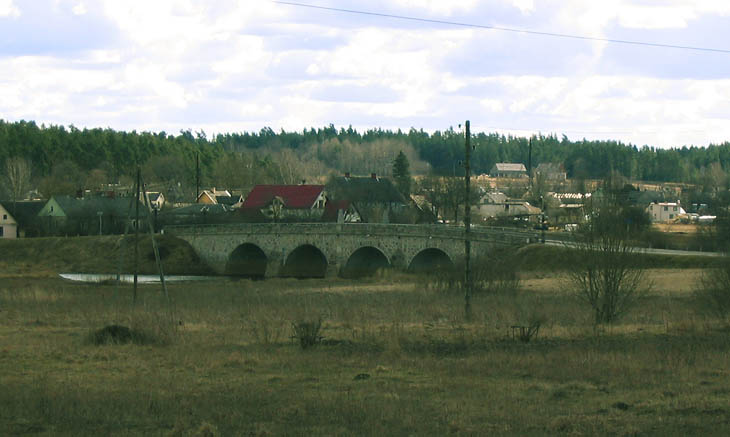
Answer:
[1,0,729,148]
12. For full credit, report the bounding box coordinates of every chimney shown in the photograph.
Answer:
[371,173,377,180]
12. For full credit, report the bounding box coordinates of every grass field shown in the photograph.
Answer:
[1,238,729,435]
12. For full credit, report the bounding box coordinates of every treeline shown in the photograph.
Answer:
[2,119,730,197]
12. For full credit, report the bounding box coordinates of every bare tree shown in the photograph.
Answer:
[4,156,32,204]
[569,192,649,324]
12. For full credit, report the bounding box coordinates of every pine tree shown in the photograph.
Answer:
[392,150,411,197]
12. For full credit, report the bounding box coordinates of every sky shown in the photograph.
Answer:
[1,0,730,149]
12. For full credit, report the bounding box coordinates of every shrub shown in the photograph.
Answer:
[695,259,730,323]
[424,248,521,295]
[291,318,324,349]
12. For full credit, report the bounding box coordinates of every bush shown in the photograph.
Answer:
[291,318,324,349]
[424,248,521,295]
[695,259,730,323]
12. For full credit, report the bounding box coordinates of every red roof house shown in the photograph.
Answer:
[241,185,326,221]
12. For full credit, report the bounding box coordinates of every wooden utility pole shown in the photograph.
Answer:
[528,137,533,188]
[195,152,200,202]
[464,120,472,321]
[133,166,140,305]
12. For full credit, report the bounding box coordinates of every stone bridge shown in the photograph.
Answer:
[166,223,537,278]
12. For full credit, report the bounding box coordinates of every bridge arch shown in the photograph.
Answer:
[341,246,390,278]
[226,243,268,278]
[283,244,328,278]
[408,248,454,274]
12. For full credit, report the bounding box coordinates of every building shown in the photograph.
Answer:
[37,195,148,236]
[535,163,567,181]
[326,173,410,223]
[241,185,326,222]
[197,188,231,205]
[145,192,165,210]
[489,163,528,178]
[0,203,18,239]
[0,200,44,237]
[646,201,686,223]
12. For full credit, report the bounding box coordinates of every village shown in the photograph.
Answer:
[0,160,714,245]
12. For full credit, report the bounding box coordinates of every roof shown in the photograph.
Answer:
[322,200,352,222]
[47,195,148,218]
[242,185,325,210]
[0,200,44,225]
[493,163,527,172]
[536,163,565,173]
[216,195,242,206]
[327,176,406,204]
[162,204,232,216]
[147,192,163,202]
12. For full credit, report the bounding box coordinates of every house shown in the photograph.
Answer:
[197,188,231,205]
[157,203,235,227]
[145,192,165,210]
[37,195,148,236]
[646,201,686,223]
[489,163,528,178]
[409,195,439,224]
[0,200,44,237]
[322,200,362,223]
[535,163,567,181]
[326,173,410,223]
[215,194,244,209]
[241,185,326,222]
[474,200,541,221]
[480,191,508,205]
[0,203,18,239]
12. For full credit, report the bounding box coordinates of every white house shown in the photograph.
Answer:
[646,201,686,222]
[0,203,18,239]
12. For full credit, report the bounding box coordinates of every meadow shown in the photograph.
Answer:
[1,237,729,435]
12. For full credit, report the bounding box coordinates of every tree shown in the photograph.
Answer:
[569,191,649,324]
[3,157,32,205]
[392,150,412,196]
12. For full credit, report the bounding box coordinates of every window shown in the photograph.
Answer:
[669,214,674,219]
[664,206,668,211]
[673,206,678,211]
[2,214,6,220]
[0,226,3,237]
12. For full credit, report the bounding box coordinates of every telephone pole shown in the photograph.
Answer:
[464,120,472,321]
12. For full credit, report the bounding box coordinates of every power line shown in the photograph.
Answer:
[273,1,730,55]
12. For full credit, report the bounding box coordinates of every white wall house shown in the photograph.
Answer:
[0,203,18,239]
[646,201,686,222]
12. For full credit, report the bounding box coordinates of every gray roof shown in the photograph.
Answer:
[327,176,406,205]
[51,195,148,218]
[493,163,527,172]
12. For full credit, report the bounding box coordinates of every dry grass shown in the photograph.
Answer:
[1,273,730,435]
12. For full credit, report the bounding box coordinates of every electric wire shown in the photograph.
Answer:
[273,1,730,55]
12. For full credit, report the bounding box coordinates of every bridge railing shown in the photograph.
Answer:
[165,223,538,244]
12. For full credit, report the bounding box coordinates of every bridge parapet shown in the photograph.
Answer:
[166,223,537,277]
[166,223,536,243]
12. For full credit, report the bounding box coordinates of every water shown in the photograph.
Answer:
[59,273,218,284]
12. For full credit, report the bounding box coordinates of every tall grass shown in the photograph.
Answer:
[2,275,730,435]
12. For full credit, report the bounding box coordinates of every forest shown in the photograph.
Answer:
[1,119,730,199]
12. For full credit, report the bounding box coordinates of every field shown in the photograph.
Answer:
[1,238,730,435]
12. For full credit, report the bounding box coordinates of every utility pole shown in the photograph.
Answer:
[464,120,472,321]
[528,137,533,188]
[195,152,200,202]
[133,166,140,305]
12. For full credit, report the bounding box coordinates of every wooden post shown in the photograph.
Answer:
[133,166,140,305]
[464,120,472,321]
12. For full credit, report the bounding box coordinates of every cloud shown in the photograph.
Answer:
[0,0,729,148]
[0,0,20,18]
